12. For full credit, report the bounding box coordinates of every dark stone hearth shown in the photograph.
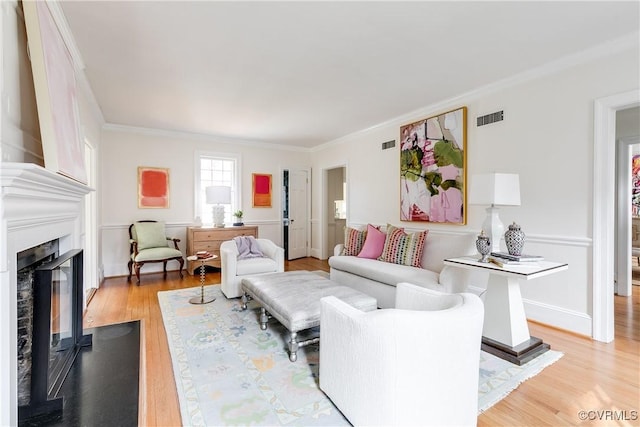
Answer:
[18,246,90,423]
[19,321,141,427]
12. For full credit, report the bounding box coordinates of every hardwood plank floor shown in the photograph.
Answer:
[85,259,639,426]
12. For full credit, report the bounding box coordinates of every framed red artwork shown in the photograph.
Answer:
[252,173,272,207]
[138,167,170,208]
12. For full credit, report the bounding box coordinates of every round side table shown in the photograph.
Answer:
[186,254,218,304]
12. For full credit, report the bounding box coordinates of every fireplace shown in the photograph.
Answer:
[1,163,92,426]
[17,243,91,421]
[16,239,59,407]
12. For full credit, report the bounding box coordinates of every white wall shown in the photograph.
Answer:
[0,0,103,274]
[310,43,639,336]
[1,0,105,287]
[99,127,310,277]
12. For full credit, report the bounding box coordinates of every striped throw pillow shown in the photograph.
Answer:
[379,225,428,267]
[343,227,367,256]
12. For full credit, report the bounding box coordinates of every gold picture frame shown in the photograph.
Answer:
[138,167,170,209]
[252,173,272,207]
[399,106,467,224]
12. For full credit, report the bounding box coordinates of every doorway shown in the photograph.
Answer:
[615,128,640,297]
[325,166,346,258]
[593,90,640,343]
[282,168,310,260]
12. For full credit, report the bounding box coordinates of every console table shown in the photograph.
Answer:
[444,256,568,365]
[186,226,258,274]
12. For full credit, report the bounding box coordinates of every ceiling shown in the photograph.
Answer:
[60,1,640,149]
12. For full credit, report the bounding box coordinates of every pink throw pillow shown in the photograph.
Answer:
[357,224,386,259]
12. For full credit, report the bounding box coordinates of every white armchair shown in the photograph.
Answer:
[320,282,484,427]
[220,238,285,298]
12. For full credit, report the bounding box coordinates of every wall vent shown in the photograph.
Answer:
[477,111,504,127]
[381,140,396,150]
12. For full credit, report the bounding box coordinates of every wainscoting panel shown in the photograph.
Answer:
[318,223,593,337]
[100,221,282,278]
[100,223,188,278]
[245,220,282,247]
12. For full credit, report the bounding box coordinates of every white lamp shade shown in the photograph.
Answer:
[469,173,521,206]
[206,186,231,204]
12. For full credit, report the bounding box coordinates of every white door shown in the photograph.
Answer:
[288,170,308,260]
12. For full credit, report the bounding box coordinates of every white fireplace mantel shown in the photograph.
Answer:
[1,162,91,426]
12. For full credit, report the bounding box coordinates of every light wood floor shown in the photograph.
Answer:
[85,258,639,426]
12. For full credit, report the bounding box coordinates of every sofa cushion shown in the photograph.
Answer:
[237,257,279,275]
[357,224,386,259]
[379,225,428,267]
[343,226,367,256]
[329,255,439,288]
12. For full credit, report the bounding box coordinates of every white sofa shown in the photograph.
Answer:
[329,230,486,308]
[220,238,285,298]
[320,282,484,426]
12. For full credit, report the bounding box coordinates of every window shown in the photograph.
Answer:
[196,152,239,225]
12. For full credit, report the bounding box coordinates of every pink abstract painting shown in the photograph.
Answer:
[400,107,467,224]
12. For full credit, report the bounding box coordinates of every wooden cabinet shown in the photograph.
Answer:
[186,226,258,274]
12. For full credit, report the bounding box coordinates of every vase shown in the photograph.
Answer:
[476,230,491,263]
[505,222,526,256]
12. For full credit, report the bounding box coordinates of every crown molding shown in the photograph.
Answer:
[312,31,640,153]
[35,0,639,155]
[101,123,312,153]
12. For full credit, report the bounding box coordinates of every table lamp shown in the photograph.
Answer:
[469,173,520,252]
[206,186,231,228]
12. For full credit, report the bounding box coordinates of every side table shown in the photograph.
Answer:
[444,256,568,365]
[186,254,218,304]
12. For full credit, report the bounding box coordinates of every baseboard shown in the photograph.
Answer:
[523,299,592,337]
[103,263,183,278]
[309,248,323,259]
[468,285,592,337]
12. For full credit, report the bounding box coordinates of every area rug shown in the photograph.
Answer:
[159,285,563,426]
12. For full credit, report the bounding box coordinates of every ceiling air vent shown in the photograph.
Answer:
[477,111,504,127]
[381,140,396,150]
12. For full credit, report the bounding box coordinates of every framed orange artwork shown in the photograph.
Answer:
[138,167,170,208]
[252,173,272,207]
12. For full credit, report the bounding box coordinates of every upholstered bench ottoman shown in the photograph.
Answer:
[240,270,377,361]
